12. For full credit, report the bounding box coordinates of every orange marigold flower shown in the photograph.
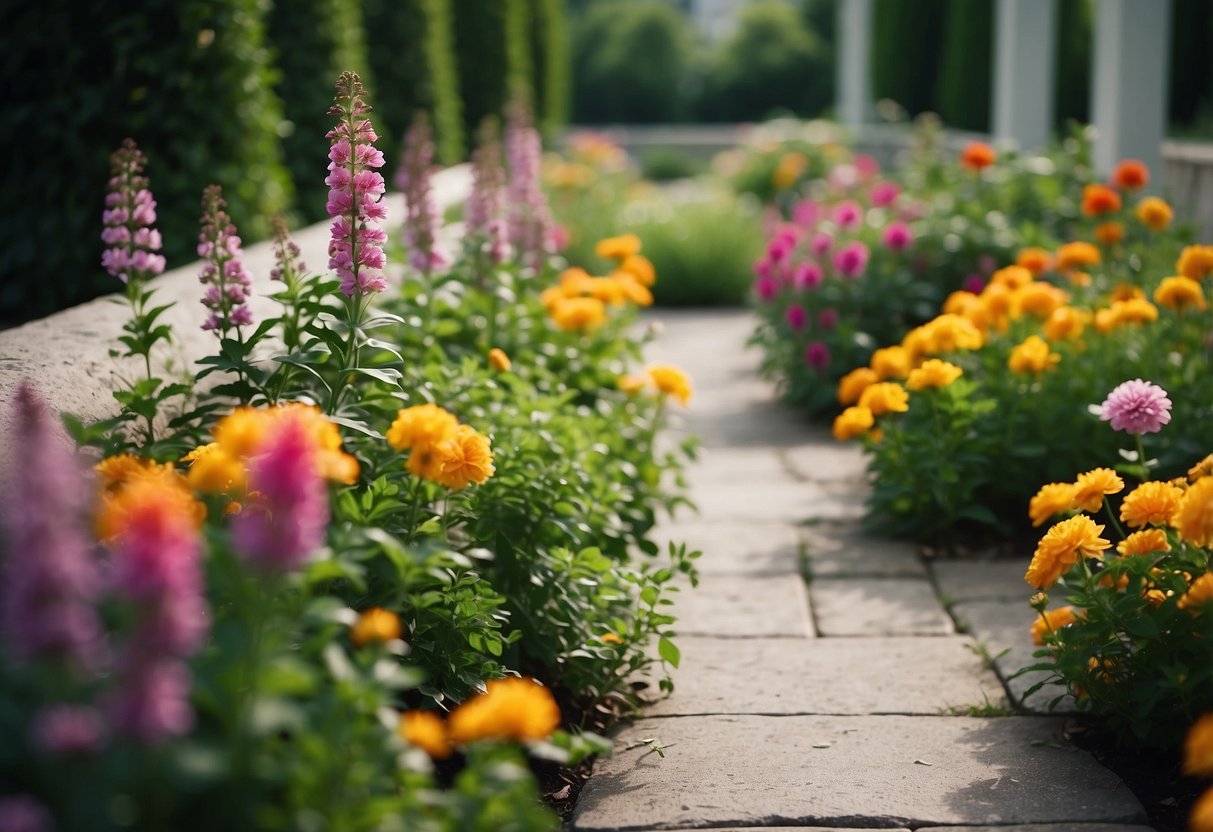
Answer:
[584,276,627,306]
[1117,528,1170,557]
[943,290,981,316]
[1026,515,1111,589]
[923,314,984,353]
[1154,275,1207,312]
[1174,476,1213,547]
[837,367,879,405]
[595,233,641,261]
[1111,297,1160,327]
[618,253,656,286]
[399,710,452,759]
[1193,788,1213,832]
[551,296,607,330]
[647,364,693,406]
[1043,306,1089,341]
[1072,468,1125,513]
[1094,222,1124,245]
[488,347,512,372]
[617,373,648,395]
[213,406,272,459]
[1120,481,1185,528]
[1189,454,1213,483]
[600,632,623,645]
[97,470,206,543]
[1135,196,1173,230]
[1178,573,1213,614]
[858,382,909,417]
[772,151,809,190]
[960,141,996,170]
[183,442,246,494]
[448,677,561,744]
[350,607,402,647]
[990,265,1034,290]
[1029,482,1078,527]
[614,272,654,306]
[869,346,911,380]
[1184,714,1213,777]
[434,424,495,491]
[1016,281,1068,318]
[1112,159,1149,190]
[1031,606,1078,646]
[1008,335,1060,375]
[387,404,459,453]
[1016,247,1053,275]
[905,359,962,391]
[95,453,178,494]
[1081,184,1122,217]
[1177,245,1213,280]
[1055,242,1101,272]
[833,405,875,441]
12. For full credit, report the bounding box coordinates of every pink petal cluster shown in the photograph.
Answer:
[0,383,103,671]
[833,241,870,278]
[395,112,447,277]
[504,102,555,272]
[1099,379,1173,435]
[870,181,900,207]
[881,220,913,251]
[785,303,807,330]
[197,185,254,333]
[101,139,166,285]
[31,704,104,756]
[269,216,307,285]
[232,416,329,573]
[465,117,507,262]
[326,71,388,297]
[804,340,831,372]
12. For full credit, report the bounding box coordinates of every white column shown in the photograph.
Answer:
[991,0,1058,150]
[837,0,874,126]
[1091,0,1171,176]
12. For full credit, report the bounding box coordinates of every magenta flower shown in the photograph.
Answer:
[232,416,329,573]
[110,660,196,745]
[804,340,831,372]
[833,200,862,229]
[101,139,166,285]
[1099,379,1172,435]
[32,705,104,756]
[326,72,388,297]
[197,185,254,333]
[754,275,779,301]
[0,383,102,671]
[465,117,506,244]
[882,220,913,251]
[396,112,447,277]
[810,232,833,257]
[269,216,307,286]
[870,181,900,207]
[785,304,807,330]
[792,199,821,227]
[854,154,880,178]
[767,235,794,263]
[0,795,51,832]
[834,241,870,278]
[817,308,839,330]
[793,262,823,290]
[752,257,773,279]
[504,101,554,272]
[963,274,986,294]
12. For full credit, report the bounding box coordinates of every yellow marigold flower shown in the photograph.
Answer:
[600,632,623,645]
[95,453,175,493]
[943,290,982,317]
[1135,196,1173,230]
[901,325,933,362]
[1092,307,1117,334]
[551,296,607,331]
[586,276,628,306]
[1025,515,1111,589]
[1072,468,1125,513]
[488,347,511,372]
[387,404,459,453]
[1177,244,1213,280]
[618,254,656,287]
[858,382,909,417]
[434,424,495,491]
[1043,306,1089,341]
[613,273,654,306]
[1117,528,1170,557]
[905,359,962,391]
[977,283,1014,332]
[1029,482,1078,527]
[1154,275,1207,312]
[648,364,693,406]
[1055,241,1101,272]
[1174,476,1213,547]
[837,367,879,405]
[990,266,1034,290]
[772,151,809,190]
[1179,573,1213,614]
[924,314,984,353]
[869,346,911,380]
[1111,283,1145,302]
[399,710,452,759]
[1184,714,1213,777]
[1193,788,1213,832]
[617,373,648,395]
[1094,221,1124,245]
[1031,606,1078,646]
[1110,297,1159,327]
[1066,270,1093,288]
[595,233,641,261]
[1017,247,1053,275]
[1189,454,1213,482]
[97,472,205,543]
[1015,281,1068,318]
[448,677,561,744]
[1008,335,1060,375]
[539,285,568,309]
[833,405,874,441]
[184,442,246,494]
[350,607,402,647]
[1120,481,1185,528]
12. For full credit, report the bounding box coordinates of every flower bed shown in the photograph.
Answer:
[0,73,697,830]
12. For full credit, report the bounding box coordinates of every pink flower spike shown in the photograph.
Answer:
[1099,379,1172,435]
[327,71,387,297]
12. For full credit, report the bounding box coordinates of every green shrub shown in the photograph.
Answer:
[451,0,535,145]
[640,148,706,181]
[529,0,571,136]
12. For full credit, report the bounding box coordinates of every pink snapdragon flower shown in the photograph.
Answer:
[505,101,555,272]
[269,216,307,285]
[101,139,166,285]
[834,241,870,278]
[465,117,507,262]
[326,72,388,296]
[1099,379,1172,435]
[882,220,913,251]
[396,112,447,277]
[197,185,254,333]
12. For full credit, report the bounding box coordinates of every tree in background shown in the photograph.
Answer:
[530,0,571,137]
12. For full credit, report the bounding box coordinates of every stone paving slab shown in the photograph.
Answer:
[653,521,801,576]
[780,437,871,484]
[572,714,1144,830]
[673,574,814,638]
[687,447,801,486]
[951,601,1077,714]
[686,477,835,524]
[802,523,926,578]
[646,636,1007,717]
[810,578,955,636]
[932,559,1035,604]
[919,825,1157,832]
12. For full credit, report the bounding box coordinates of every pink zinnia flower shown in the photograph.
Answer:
[1099,379,1172,435]
[101,139,166,285]
[870,181,900,207]
[197,185,254,334]
[882,220,913,251]
[810,232,833,257]
[755,275,779,301]
[833,200,863,229]
[817,308,839,330]
[804,340,831,372]
[834,241,870,278]
[326,71,388,297]
[792,199,822,227]
[854,154,880,178]
[792,262,823,290]
[785,304,807,330]
[767,236,794,263]
[963,274,986,294]
[752,257,773,279]
[396,112,448,277]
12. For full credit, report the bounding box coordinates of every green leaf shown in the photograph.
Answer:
[657,637,681,668]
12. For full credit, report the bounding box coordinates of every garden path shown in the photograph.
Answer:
[572,308,1153,832]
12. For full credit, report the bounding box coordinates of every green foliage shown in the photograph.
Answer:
[933,0,992,132]
[1054,0,1091,130]
[640,148,707,182]
[870,0,948,117]
[1,0,293,326]
[571,1,694,123]
[529,0,571,136]
[268,0,371,223]
[696,1,831,122]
